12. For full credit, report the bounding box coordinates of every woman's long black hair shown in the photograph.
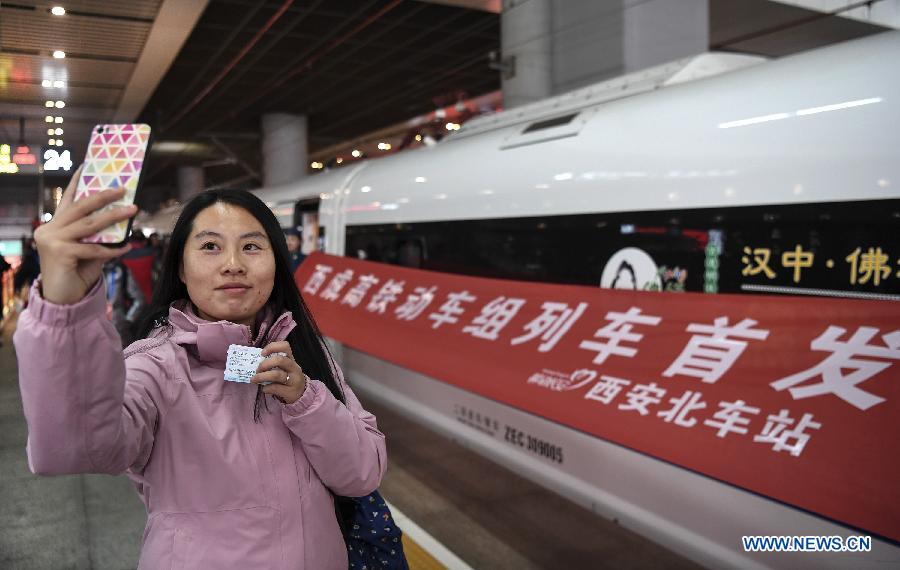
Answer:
[135,189,346,416]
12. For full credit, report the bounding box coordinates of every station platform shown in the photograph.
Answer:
[0,314,700,569]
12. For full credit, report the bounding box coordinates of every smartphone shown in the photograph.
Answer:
[73,123,152,246]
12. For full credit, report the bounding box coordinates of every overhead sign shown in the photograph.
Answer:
[1,144,40,174]
[43,148,73,172]
[296,252,900,543]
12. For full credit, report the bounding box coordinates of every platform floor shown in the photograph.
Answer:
[0,315,702,569]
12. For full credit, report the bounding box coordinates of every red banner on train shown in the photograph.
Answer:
[296,252,900,543]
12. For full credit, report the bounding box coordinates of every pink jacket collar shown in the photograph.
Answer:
[166,301,296,366]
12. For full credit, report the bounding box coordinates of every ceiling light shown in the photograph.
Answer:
[445,122,460,131]
[48,139,56,145]
[52,50,66,59]
[47,129,54,135]
[55,101,65,108]
[55,117,63,123]
[45,116,53,122]
[56,140,63,146]
[45,101,55,107]
[51,6,66,16]
[415,134,422,142]
[351,149,361,158]
[55,128,63,135]
[42,80,52,87]
[53,80,65,88]
[335,157,343,164]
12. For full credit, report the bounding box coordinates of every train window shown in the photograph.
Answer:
[346,199,900,300]
[521,113,579,134]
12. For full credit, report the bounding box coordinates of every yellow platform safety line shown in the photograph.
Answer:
[402,533,447,570]
[388,499,473,570]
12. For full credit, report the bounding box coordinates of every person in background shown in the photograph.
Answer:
[13,237,40,307]
[148,232,165,288]
[102,257,145,346]
[286,229,305,273]
[0,253,11,346]
[14,172,386,569]
[121,230,155,302]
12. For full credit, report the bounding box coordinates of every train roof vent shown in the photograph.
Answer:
[454,52,766,143]
[500,111,589,150]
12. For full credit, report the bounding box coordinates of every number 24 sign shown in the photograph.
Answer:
[43,149,73,172]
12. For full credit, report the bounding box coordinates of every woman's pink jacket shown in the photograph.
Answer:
[13,279,386,569]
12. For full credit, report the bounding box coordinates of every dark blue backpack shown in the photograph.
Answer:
[335,490,409,569]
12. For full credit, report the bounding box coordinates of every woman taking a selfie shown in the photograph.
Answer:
[14,171,386,569]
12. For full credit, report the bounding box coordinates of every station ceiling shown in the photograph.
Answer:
[0,0,890,200]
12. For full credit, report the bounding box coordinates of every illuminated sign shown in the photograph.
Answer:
[1,144,40,174]
[0,144,19,174]
[13,145,37,165]
[43,148,73,172]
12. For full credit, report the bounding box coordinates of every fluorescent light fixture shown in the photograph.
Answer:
[718,113,790,129]
[53,80,65,88]
[553,172,574,181]
[360,186,372,193]
[795,97,882,116]
[42,79,52,87]
[414,176,426,183]
[51,6,66,16]
[53,50,66,59]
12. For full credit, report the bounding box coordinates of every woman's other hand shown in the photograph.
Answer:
[252,341,308,404]
[34,165,135,305]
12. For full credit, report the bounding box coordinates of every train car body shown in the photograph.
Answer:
[256,31,900,569]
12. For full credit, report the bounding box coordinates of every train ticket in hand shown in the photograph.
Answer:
[225,345,264,383]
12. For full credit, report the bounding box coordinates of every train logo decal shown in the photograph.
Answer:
[527,368,597,392]
[600,247,662,291]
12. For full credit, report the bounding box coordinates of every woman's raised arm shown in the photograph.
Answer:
[33,165,135,305]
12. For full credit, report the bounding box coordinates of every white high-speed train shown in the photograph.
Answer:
[256,32,900,570]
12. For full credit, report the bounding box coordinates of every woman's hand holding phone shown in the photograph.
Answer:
[34,165,135,305]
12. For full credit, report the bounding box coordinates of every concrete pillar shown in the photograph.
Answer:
[177,166,204,203]
[501,0,709,103]
[501,0,552,109]
[261,113,307,188]
[622,0,708,74]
